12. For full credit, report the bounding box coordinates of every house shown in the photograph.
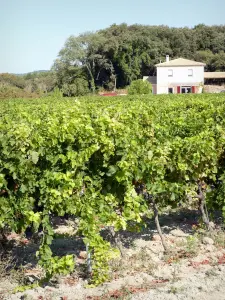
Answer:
[144,56,206,94]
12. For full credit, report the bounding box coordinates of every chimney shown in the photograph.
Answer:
[166,55,169,62]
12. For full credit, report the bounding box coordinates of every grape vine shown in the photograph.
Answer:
[1,94,225,285]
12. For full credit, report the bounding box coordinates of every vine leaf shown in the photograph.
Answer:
[31,151,39,164]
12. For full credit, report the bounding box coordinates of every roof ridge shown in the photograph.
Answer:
[155,57,206,67]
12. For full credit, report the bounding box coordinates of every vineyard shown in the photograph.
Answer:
[1,94,225,292]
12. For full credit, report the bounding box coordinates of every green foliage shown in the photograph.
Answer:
[54,24,225,91]
[62,78,89,97]
[54,32,114,92]
[0,85,38,99]
[2,24,225,98]
[0,73,26,89]
[1,94,225,285]
[128,79,152,95]
[52,87,63,98]
[13,283,39,293]
[0,71,56,99]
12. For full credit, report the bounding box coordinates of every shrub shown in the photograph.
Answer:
[128,79,152,95]
[0,84,38,99]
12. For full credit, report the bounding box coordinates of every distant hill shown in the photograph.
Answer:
[13,70,50,76]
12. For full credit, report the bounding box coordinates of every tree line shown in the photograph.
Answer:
[0,71,56,99]
[1,23,225,98]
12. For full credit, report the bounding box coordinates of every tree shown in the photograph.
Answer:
[194,50,215,71]
[54,32,114,92]
[211,51,225,71]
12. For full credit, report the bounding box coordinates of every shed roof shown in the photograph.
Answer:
[204,72,225,79]
[143,76,157,84]
[155,58,206,67]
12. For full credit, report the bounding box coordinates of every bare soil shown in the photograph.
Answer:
[1,209,225,300]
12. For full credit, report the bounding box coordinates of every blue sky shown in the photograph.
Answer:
[0,0,224,73]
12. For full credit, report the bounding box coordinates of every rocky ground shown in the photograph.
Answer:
[1,210,225,300]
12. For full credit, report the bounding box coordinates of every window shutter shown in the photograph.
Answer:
[177,86,180,94]
[192,86,195,93]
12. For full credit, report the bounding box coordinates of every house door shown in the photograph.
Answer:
[181,86,191,94]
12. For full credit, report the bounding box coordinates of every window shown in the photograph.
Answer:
[168,69,173,77]
[181,86,191,94]
[188,69,193,77]
[168,88,173,94]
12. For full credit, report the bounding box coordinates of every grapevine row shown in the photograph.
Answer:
[0,94,225,285]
